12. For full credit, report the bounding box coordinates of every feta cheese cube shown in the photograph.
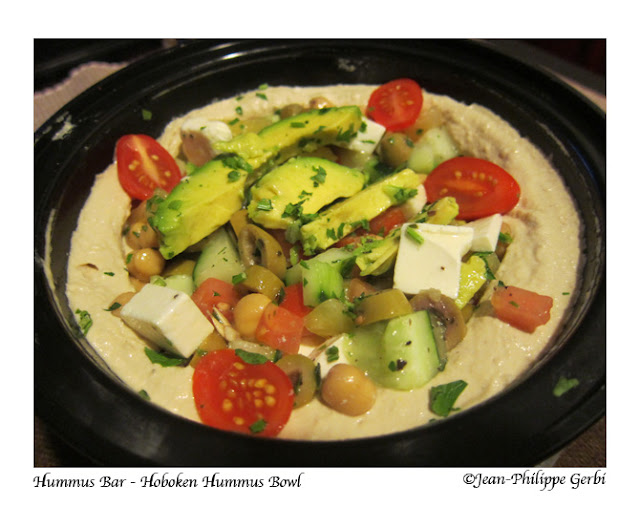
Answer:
[346,117,386,154]
[399,184,427,220]
[393,223,474,298]
[467,213,503,251]
[120,283,214,358]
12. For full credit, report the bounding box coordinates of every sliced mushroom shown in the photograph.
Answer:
[410,288,467,351]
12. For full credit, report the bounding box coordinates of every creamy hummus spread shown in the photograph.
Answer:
[65,85,582,440]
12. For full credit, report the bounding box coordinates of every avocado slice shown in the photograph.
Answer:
[151,156,250,259]
[248,156,368,230]
[213,106,363,183]
[355,196,460,276]
[299,168,426,255]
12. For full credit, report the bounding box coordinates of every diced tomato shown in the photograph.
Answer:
[192,349,294,437]
[278,283,311,317]
[491,284,553,333]
[255,302,304,354]
[367,78,424,131]
[116,134,182,200]
[368,206,406,236]
[192,278,240,323]
[424,157,520,220]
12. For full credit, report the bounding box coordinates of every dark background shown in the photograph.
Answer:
[34,39,606,93]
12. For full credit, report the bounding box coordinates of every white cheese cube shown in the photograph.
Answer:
[308,334,353,378]
[346,117,386,154]
[399,184,427,220]
[120,283,214,358]
[393,223,474,298]
[467,213,503,252]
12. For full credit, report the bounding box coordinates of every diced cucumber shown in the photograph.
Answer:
[408,126,459,174]
[150,274,195,295]
[301,260,344,307]
[284,247,355,286]
[344,311,442,390]
[192,227,244,286]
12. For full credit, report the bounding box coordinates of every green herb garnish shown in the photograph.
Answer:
[141,109,152,120]
[235,348,269,365]
[326,346,340,363]
[405,225,424,245]
[144,347,187,368]
[75,309,93,335]
[256,198,273,211]
[249,419,267,433]
[232,272,248,284]
[553,376,580,397]
[429,380,468,417]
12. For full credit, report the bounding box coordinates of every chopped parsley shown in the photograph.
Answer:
[290,121,306,128]
[256,92,268,100]
[235,106,243,116]
[326,346,340,363]
[256,198,273,211]
[103,271,115,277]
[227,170,241,182]
[104,302,121,312]
[232,272,248,284]
[429,379,468,417]
[386,185,418,204]
[250,419,267,433]
[405,225,424,245]
[553,376,580,397]
[141,109,153,120]
[144,347,188,368]
[221,154,253,173]
[388,359,407,372]
[311,166,326,187]
[138,390,151,401]
[75,309,93,335]
[235,348,269,365]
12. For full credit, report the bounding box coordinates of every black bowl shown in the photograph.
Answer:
[34,39,605,467]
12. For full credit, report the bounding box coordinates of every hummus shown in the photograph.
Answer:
[65,85,582,440]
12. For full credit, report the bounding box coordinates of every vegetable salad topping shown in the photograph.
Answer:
[99,79,556,437]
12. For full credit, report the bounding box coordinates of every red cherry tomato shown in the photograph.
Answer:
[116,134,182,200]
[255,303,304,354]
[367,78,424,131]
[278,283,312,318]
[424,157,521,220]
[192,349,294,437]
[491,285,553,333]
[192,278,240,324]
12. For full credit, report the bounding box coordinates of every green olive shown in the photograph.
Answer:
[189,331,228,367]
[238,224,287,280]
[276,354,319,408]
[238,265,285,300]
[321,363,376,416]
[355,288,412,326]
[304,298,355,338]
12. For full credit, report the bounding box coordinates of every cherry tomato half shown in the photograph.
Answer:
[255,302,304,354]
[116,134,182,200]
[192,349,294,437]
[424,157,521,220]
[367,78,424,131]
[491,285,553,333]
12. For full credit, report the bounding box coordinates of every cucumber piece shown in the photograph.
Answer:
[284,247,355,286]
[408,126,459,174]
[149,274,195,295]
[301,260,344,307]
[344,310,442,390]
[192,227,244,286]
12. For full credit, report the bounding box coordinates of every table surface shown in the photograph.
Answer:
[33,44,605,467]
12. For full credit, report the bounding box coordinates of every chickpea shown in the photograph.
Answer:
[127,248,166,282]
[109,291,136,318]
[308,96,334,109]
[379,132,414,168]
[321,364,376,416]
[125,220,159,250]
[233,293,271,339]
[128,200,150,225]
[129,276,147,292]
